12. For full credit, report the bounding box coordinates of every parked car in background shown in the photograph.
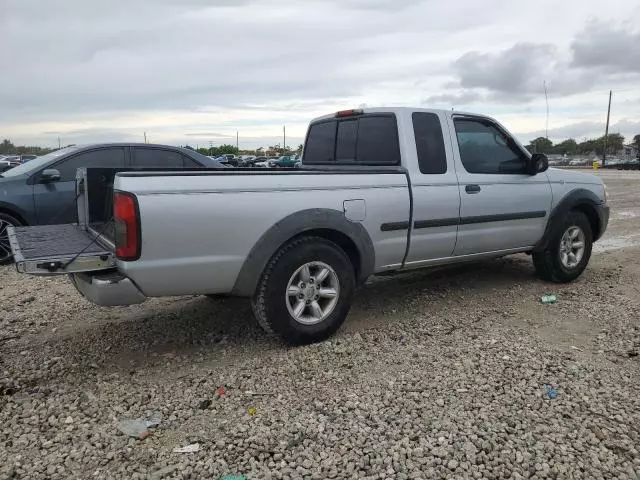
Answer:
[0,156,21,173]
[273,155,298,168]
[10,107,609,344]
[616,158,640,170]
[252,156,269,167]
[0,143,222,264]
[239,156,257,167]
[19,154,38,163]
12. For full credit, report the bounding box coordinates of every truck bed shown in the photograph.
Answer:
[8,224,114,275]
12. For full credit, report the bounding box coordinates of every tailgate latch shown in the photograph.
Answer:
[36,261,64,272]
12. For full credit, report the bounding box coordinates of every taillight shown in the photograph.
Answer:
[114,191,140,260]
[335,109,363,118]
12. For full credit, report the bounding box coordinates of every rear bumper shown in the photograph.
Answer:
[595,203,610,241]
[71,270,146,306]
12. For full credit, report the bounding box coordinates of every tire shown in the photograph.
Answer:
[0,212,21,266]
[251,236,355,345]
[533,210,593,283]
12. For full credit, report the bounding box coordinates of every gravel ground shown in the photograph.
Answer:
[1,170,639,479]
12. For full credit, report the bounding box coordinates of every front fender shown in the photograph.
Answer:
[534,188,607,251]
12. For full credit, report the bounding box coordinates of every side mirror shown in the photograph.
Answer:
[529,153,548,175]
[40,169,61,183]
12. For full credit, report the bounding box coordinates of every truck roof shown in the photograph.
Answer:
[309,106,493,124]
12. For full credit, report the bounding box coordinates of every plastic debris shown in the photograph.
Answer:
[145,413,163,428]
[541,294,557,304]
[543,384,558,400]
[117,413,162,439]
[117,419,152,439]
[247,406,257,416]
[215,386,226,397]
[172,443,201,453]
[219,475,248,480]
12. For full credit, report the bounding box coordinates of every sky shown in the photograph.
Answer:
[1,0,640,150]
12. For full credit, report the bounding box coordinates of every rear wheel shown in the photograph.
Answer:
[251,236,355,344]
[533,211,592,283]
[0,213,21,265]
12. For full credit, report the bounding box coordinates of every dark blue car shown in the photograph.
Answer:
[0,143,222,264]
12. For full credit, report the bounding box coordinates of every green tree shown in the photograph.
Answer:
[577,139,598,155]
[0,139,15,154]
[633,134,640,157]
[602,133,624,154]
[196,148,210,156]
[216,144,239,155]
[527,137,553,154]
[554,138,578,155]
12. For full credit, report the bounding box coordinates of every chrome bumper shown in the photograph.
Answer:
[71,271,146,306]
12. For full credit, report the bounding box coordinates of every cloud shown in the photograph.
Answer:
[423,91,483,107]
[431,21,640,107]
[1,0,640,148]
[571,21,640,73]
[443,43,596,103]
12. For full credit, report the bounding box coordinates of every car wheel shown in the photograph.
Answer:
[251,236,355,345]
[0,212,21,265]
[533,210,593,283]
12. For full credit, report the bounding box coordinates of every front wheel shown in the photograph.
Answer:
[251,236,355,345]
[0,213,21,266]
[533,211,593,283]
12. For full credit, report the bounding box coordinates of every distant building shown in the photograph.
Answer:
[619,144,639,160]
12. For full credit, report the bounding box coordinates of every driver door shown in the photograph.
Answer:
[448,115,552,256]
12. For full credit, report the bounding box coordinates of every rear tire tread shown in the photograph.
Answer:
[251,236,315,336]
[251,235,354,343]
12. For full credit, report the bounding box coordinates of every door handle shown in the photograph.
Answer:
[465,184,481,194]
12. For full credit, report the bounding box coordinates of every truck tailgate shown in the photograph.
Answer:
[8,224,115,275]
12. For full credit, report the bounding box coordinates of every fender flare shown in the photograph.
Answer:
[231,208,375,296]
[0,201,29,225]
[534,188,604,252]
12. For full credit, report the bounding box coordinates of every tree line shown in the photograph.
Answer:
[186,144,304,157]
[0,139,55,156]
[526,133,640,156]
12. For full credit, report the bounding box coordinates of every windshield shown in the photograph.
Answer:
[1,146,80,177]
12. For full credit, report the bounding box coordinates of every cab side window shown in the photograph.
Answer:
[412,112,447,174]
[454,118,527,174]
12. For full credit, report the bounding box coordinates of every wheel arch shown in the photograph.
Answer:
[534,189,603,252]
[0,203,28,226]
[232,209,375,297]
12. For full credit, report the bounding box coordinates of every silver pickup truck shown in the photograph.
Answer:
[8,107,609,344]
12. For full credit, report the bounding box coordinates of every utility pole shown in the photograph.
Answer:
[236,130,239,152]
[543,80,549,139]
[58,137,61,149]
[283,125,286,154]
[602,90,612,168]
[144,132,147,144]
